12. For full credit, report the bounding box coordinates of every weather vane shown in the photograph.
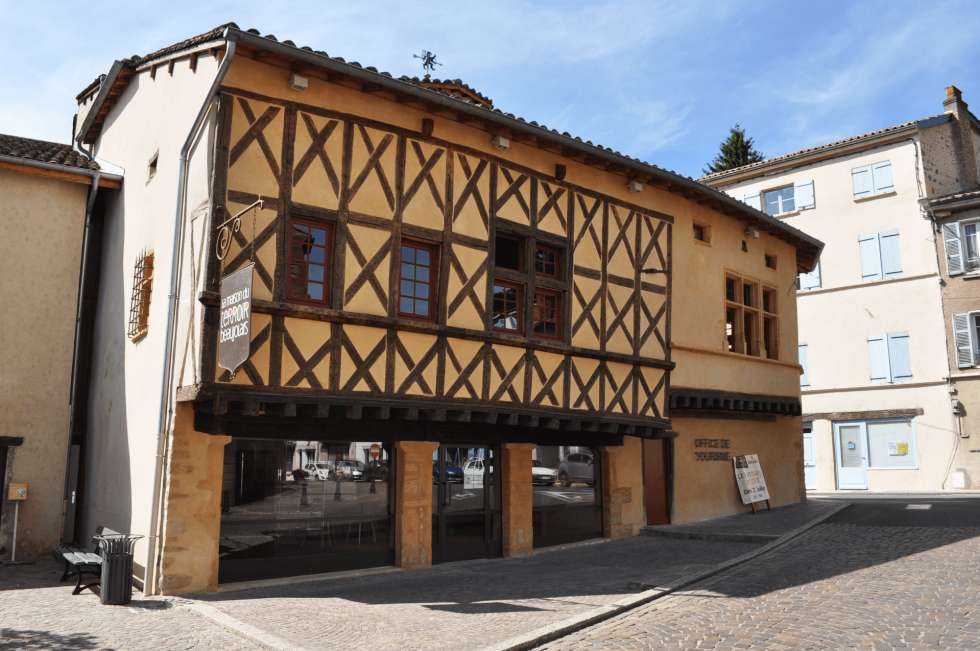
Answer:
[413,50,442,77]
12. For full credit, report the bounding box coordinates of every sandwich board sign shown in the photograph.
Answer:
[733,453,770,508]
[218,263,254,376]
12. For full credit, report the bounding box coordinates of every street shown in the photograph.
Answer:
[541,500,980,650]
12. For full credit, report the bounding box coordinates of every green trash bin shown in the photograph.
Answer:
[95,533,143,605]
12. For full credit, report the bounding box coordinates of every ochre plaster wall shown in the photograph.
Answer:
[501,443,534,556]
[394,440,437,568]
[671,416,804,523]
[601,436,645,537]
[0,168,87,560]
[158,404,230,595]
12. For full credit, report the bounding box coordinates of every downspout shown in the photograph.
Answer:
[145,34,237,595]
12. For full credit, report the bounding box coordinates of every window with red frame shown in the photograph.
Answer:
[492,281,522,332]
[287,219,331,304]
[532,289,560,338]
[534,243,561,277]
[399,240,437,319]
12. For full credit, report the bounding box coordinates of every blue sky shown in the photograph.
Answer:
[3,0,980,178]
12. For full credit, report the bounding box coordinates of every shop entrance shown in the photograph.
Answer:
[431,445,501,563]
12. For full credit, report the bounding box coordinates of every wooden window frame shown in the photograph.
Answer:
[128,250,154,342]
[286,217,333,307]
[491,279,524,333]
[534,242,562,278]
[724,272,770,358]
[397,238,439,321]
[492,229,568,342]
[532,288,562,340]
[761,184,795,216]
[762,285,779,360]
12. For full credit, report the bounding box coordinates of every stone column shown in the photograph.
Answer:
[501,443,534,557]
[601,435,645,538]
[394,440,438,569]
[158,403,231,595]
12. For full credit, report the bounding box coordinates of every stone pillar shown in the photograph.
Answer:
[501,443,534,557]
[601,435,645,538]
[394,440,437,569]
[158,403,231,595]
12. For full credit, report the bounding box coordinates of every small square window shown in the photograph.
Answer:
[147,151,159,182]
[693,222,711,243]
[765,254,777,270]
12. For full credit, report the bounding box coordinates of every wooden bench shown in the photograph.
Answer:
[55,525,119,595]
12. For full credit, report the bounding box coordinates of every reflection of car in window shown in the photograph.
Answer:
[303,462,332,480]
[333,460,365,481]
[433,462,463,482]
[531,460,558,486]
[557,452,594,487]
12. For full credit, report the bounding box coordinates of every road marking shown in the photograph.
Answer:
[905,504,932,510]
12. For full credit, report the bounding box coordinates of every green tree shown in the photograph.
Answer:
[703,124,764,175]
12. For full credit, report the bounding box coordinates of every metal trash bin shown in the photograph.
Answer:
[95,533,143,605]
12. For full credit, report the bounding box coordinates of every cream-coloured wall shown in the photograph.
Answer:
[0,168,87,559]
[804,384,954,492]
[80,51,222,574]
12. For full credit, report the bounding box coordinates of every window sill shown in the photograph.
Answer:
[769,209,801,219]
[854,190,897,203]
[693,238,712,247]
[867,466,919,471]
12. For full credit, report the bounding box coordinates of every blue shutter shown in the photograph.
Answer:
[886,332,912,381]
[879,230,902,278]
[868,335,890,383]
[858,233,882,280]
[799,263,821,290]
[743,192,761,210]
[798,343,809,386]
[872,161,894,193]
[852,165,873,197]
[794,179,815,210]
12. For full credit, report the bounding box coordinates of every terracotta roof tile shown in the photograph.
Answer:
[0,133,99,171]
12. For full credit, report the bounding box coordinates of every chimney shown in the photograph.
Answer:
[943,85,979,192]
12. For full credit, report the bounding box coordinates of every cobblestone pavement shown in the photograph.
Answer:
[541,503,980,651]
[645,499,840,542]
[0,558,262,650]
[197,535,757,651]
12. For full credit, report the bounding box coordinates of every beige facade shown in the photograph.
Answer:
[0,163,99,560]
[703,86,980,494]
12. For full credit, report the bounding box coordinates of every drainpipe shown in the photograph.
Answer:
[145,34,237,595]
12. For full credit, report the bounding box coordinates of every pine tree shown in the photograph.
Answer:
[703,124,764,175]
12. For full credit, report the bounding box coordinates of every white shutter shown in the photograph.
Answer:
[953,313,975,368]
[743,192,761,210]
[858,233,882,281]
[798,343,809,386]
[794,179,815,210]
[872,161,894,193]
[879,230,902,278]
[852,165,873,198]
[867,335,890,383]
[944,222,965,276]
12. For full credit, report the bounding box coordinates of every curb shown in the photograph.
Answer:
[484,502,852,651]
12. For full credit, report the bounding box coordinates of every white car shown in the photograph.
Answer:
[333,460,365,481]
[303,462,332,480]
[531,460,558,486]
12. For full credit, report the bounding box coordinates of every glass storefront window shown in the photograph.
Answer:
[532,445,601,548]
[218,438,393,584]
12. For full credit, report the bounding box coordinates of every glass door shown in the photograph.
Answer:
[802,423,816,490]
[431,445,501,563]
[834,422,868,489]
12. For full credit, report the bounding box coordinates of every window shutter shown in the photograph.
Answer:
[858,233,882,280]
[852,165,873,197]
[868,335,890,383]
[743,192,761,210]
[944,222,965,276]
[952,313,974,368]
[799,263,821,290]
[886,332,912,381]
[798,343,809,386]
[879,230,902,278]
[872,161,894,193]
[794,179,815,210]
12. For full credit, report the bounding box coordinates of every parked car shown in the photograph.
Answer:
[462,458,490,484]
[432,463,463,483]
[333,460,364,481]
[558,452,594,487]
[531,460,558,486]
[303,462,332,480]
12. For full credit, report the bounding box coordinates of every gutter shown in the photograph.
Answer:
[228,28,822,259]
[145,32,237,596]
[0,154,122,184]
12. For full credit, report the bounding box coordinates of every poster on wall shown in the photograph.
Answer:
[733,454,770,505]
[218,263,254,375]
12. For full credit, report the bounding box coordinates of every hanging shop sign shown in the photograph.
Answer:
[733,453,770,506]
[218,263,254,375]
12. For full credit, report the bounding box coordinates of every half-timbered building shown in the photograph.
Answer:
[69,24,821,594]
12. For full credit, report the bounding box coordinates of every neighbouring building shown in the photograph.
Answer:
[69,24,819,594]
[703,85,980,494]
[0,134,120,561]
